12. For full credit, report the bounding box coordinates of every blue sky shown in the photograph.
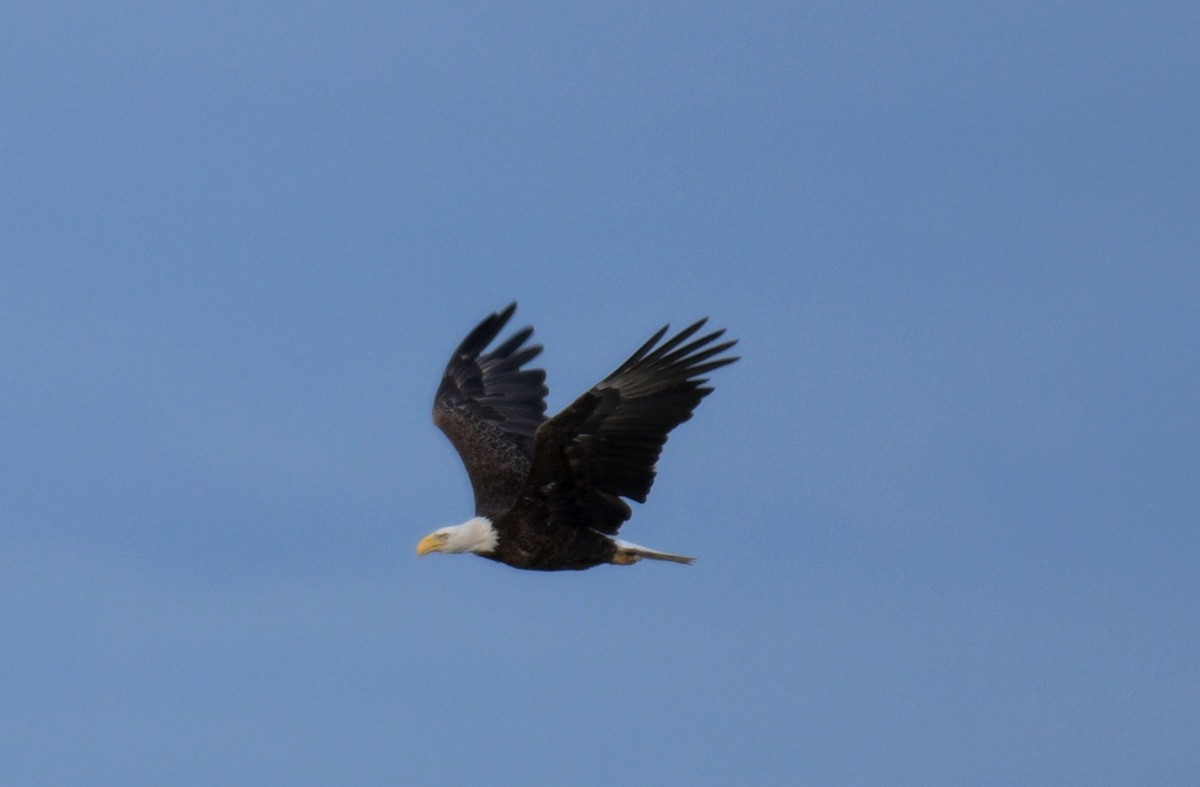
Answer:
[3,3,1197,784]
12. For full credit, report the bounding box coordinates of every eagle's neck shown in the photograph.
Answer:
[447,516,499,554]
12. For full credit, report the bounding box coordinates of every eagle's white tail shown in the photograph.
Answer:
[611,539,695,566]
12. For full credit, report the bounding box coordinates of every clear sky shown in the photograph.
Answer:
[3,3,1197,784]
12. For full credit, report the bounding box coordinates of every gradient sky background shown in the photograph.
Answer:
[3,3,1198,784]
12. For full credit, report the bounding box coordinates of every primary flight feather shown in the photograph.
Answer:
[418,303,738,571]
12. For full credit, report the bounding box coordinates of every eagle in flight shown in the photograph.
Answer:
[417,304,737,571]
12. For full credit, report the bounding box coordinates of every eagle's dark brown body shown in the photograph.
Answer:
[484,519,618,571]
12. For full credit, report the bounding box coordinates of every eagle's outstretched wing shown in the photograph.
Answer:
[433,303,548,518]
[510,318,738,535]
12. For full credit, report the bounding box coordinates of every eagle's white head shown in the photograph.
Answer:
[416,516,499,557]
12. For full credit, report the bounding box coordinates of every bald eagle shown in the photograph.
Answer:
[416,304,737,571]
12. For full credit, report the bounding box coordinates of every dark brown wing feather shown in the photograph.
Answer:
[433,303,548,518]
[506,318,738,536]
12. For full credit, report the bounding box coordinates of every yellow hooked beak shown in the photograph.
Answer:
[416,532,448,557]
